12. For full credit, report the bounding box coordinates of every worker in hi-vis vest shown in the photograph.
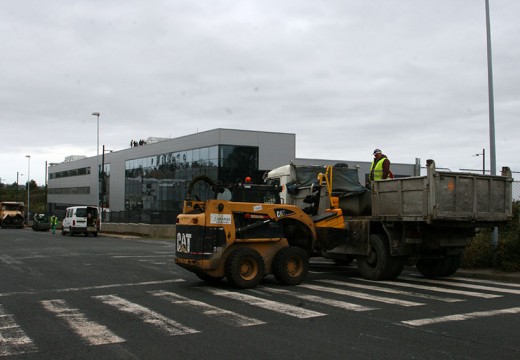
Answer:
[369,149,393,182]
[50,214,59,234]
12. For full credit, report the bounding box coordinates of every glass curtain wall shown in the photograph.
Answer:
[124,145,258,213]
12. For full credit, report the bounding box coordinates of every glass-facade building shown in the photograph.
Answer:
[124,145,260,212]
[47,129,298,221]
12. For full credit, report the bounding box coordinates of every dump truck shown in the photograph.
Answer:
[0,201,25,228]
[265,159,513,280]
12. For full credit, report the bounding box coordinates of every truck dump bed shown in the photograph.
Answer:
[371,160,513,223]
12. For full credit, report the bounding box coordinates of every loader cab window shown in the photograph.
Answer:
[230,184,281,204]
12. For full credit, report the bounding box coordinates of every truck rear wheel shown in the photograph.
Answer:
[357,234,404,280]
[225,248,265,289]
[272,247,309,285]
[416,255,461,278]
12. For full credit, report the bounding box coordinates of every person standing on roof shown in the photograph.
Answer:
[369,149,392,182]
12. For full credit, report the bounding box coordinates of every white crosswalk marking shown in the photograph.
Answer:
[299,284,425,307]
[0,304,38,356]
[201,288,326,319]
[0,279,184,298]
[41,299,125,345]
[318,280,463,303]
[149,290,265,327]
[93,295,199,336]
[402,307,520,327]
[402,276,520,295]
[260,286,378,312]
[450,276,520,288]
[356,278,502,298]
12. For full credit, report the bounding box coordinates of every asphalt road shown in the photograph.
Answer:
[1,228,520,359]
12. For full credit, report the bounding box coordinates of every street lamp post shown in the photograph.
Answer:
[25,155,31,224]
[485,0,499,253]
[101,145,114,215]
[16,172,23,201]
[91,112,100,210]
[474,149,486,174]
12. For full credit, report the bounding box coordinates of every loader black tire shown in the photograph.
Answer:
[357,234,404,280]
[416,255,461,278]
[272,247,309,286]
[225,248,265,289]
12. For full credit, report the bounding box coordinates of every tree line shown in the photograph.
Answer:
[0,180,47,214]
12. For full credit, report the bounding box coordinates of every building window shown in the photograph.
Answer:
[49,167,91,179]
[123,145,258,211]
[48,187,90,195]
[219,145,259,183]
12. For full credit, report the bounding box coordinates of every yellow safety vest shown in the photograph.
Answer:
[370,158,385,181]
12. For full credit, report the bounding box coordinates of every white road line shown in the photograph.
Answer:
[150,290,265,327]
[139,260,168,265]
[299,284,424,307]
[355,278,501,299]
[0,279,184,298]
[93,295,199,336]
[318,279,463,303]
[201,288,326,319]
[0,304,38,357]
[402,307,520,327]
[0,255,24,273]
[260,287,377,312]
[450,276,520,288]
[402,276,520,295]
[41,299,125,345]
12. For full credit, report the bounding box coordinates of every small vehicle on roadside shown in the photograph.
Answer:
[61,206,100,237]
[0,201,25,229]
[32,213,50,231]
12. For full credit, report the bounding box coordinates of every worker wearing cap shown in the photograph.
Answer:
[369,149,392,182]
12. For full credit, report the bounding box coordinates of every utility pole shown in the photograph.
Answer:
[26,155,31,224]
[91,112,100,210]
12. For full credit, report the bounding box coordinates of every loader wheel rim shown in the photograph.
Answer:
[239,258,258,280]
[287,257,303,277]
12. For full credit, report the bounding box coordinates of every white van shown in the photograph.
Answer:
[61,206,100,237]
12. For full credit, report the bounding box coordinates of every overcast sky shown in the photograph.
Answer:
[1,0,519,187]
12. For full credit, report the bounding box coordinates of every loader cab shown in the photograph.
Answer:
[229,183,282,204]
